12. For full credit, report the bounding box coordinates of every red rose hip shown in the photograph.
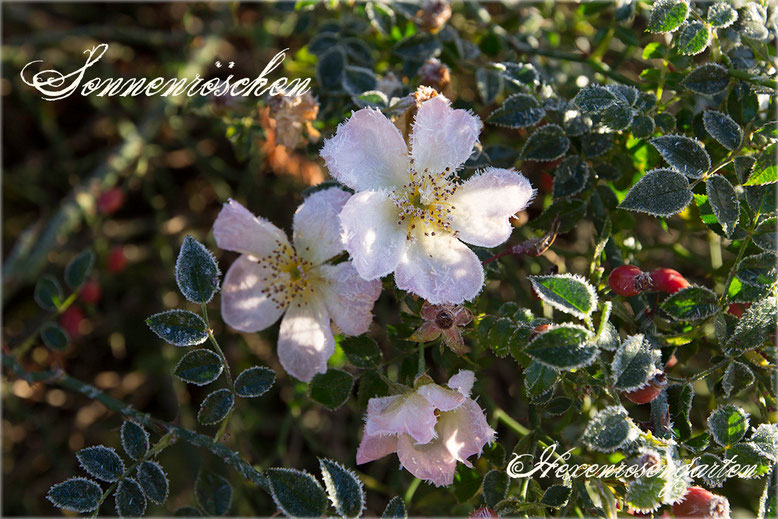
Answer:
[79,279,101,304]
[624,372,668,404]
[97,187,125,215]
[107,245,127,274]
[650,268,690,294]
[672,486,730,519]
[608,265,653,297]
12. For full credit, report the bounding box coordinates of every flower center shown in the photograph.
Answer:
[389,159,459,241]
[257,239,315,309]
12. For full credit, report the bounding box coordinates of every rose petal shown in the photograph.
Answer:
[394,233,484,305]
[293,188,351,265]
[321,108,410,191]
[213,199,290,257]
[417,383,465,412]
[437,399,496,464]
[319,262,382,336]
[277,295,335,382]
[365,393,438,445]
[221,255,285,333]
[396,433,458,487]
[356,431,398,465]
[410,96,481,174]
[449,168,535,248]
[339,190,407,280]
[447,370,475,397]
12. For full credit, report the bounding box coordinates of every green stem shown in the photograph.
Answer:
[718,214,759,311]
[403,477,421,508]
[727,69,778,90]
[417,342,426,376]
[11,289,82,357]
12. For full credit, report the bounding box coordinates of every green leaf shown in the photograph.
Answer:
[524,360,559,398]
[708,404,750,446]
[475,67,503,105]
[266,468,329,519]
[745,144,778,186]
[174,506,202,516]
[310,369,354,410]
[705,175,740,237]
[725,296,778,354]
[382,497,407,519]
[647,0,689,33]
[675,20,710,55]
[722,361,755,398]
[695,453,727,487]
[739,3,770,42]
[195,471,232,516]
[319,458,365,519]
[520,124,570,162]
[357,369,390,407]
[753,217,777,252]
[708,3,738,28]
[726,442,772,478]
[736,252,777,287]
[746,184,777,216]
[343,66,377,96]
[595,321,620,351]
[683,64,730,96]
[655,112,676,132]
[120,421,149,461]
[198,388,235,425]
[76,446,125,483]
[546,396,573,416]
[494,62,538,87]
[618,168,693,217]
[488,317,516,358]
[393,33,441,60]
[758,466,778,519]
[487,93,545,128]
[625,475,666,513]
[174,349,223,386]
[116,478,146,518]
[47,477,102,513]
[541,485,572,508]
[175,236,220,304]
[317,48,346,90]
[40,322,69,351]
[611,334,662,391]
[631,114,655,139]
[581,406,637,452]
[601,102,633,131]
[34,275,62,311]
[146,310,208,347]
[703,110,743,151]
[366,2,395,35]
[234,366,276,398]
[137,461,169,505]
[452,464,482,502]
[524,324,597,370]
[606,84,639,106]
[651,135,710,178]
[529,274,598,320]
[552,156,590,198]
[483,470,509,508]
[573,84,617,112]
[340,336,382,368]
[354,90,388,109]
[751,424,778,463]
[64,250,95,290]
[661,286,718,321]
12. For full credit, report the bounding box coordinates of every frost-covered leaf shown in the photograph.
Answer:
[744,143,778,186]
[573,85,617,112]
[343,66,377,96]
[606,84,639,106]
[520,124,570,161]
[195,471,232,516]
[310,369,354,410]
[541,484,571,508]
[475,67,503,105]
[483,470,509,508]
[611,334,661,391]
[340,336,382,368]
[747,184,778,216]
[632,114,655,139]
[751,424,778,463]
[116,478,146,518]
[683,64,730,96]
[726,442,772,478]
[529,274,597,319]
[34,275,62,311]
[40,322,68,351]
[703,110,743,151]
[661,286,718,321]
[382,496,407,519]
[137,461,169,505]
[234,366,276,398]
[174,506,202,517]
[146,310,208,347]
[175,236,220,304]
[655,112,676,132]
[725,296,778,354]
[626,476,665,513]
[758,466,778,519]
[197,388,234,425]
[647,0,689,33]
[595,321,620,351]
[393,33,441,60]
[524,360,559,398]
[705,175,740,237]
[651,135,710,178]
[494,62,538,87]
[708,3,737,28]
[76,446,125,483]
[736,252,777,287]
[601,102,633,131]
[581,406,638,452]
[317,47,346,90]
[319,458,365,519]
[675,20,710,55]
[47,477,102,513]
[266,468,329,519]
[525,324,597,370]
[121,421,149,461]
[753,217,777,253]
[619,168,693,217]
[739,2,770,42]
[487,93,544,128]
[65,250,94,290]
[722,361,755,398]
[354,90,388,109]
[708,404,750,446]
[174,349,223,386]
[582,132,614,158]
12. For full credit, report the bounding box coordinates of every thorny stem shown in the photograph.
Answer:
[92,430,176,516]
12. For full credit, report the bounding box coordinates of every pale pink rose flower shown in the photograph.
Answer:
[321,94,535,304]
[356,370,496,487]
[212,188,382,382]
